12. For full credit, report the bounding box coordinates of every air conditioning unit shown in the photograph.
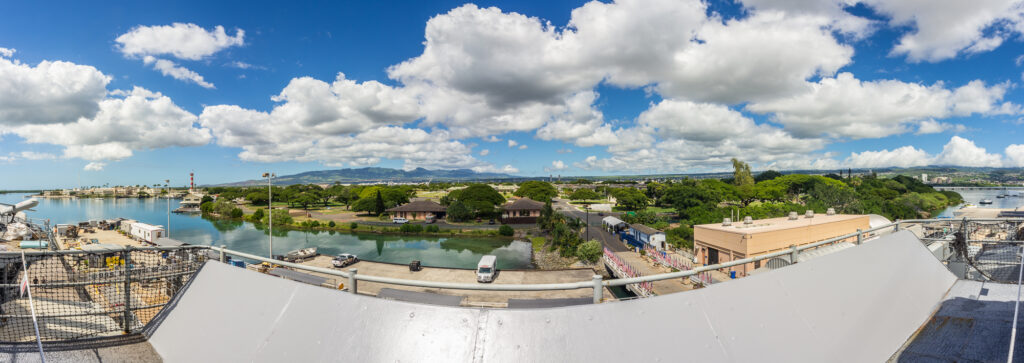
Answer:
[743,216,753,225]
[722,218,732,226]
[788,212,798,220]
[805,210,815,218]
[827,208,836,215]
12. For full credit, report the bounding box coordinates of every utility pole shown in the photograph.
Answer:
[165,179,170,238]
[263,172,276,258]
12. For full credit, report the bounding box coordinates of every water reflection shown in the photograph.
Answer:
[0,193,532,269]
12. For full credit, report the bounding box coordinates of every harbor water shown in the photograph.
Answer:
[0,193,532,269]
[935,187,1024,218]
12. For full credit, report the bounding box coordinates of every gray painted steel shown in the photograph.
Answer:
[506,297,591,309]
[148,230,955,362]
[267,267,331,286]
[377,288,465,306]
[891,280,1024,362]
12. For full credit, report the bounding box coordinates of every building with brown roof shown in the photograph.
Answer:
[386,200,447,220]
[500,197,545,224]
[694,212,869,278]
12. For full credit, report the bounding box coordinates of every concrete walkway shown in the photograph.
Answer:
[295,256,600,306]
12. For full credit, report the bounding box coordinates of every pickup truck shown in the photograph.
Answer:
[332,254,359,268]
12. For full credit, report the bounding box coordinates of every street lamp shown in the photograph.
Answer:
[584,203,590,242]
[263,172,276,258]
[165,179,170,238]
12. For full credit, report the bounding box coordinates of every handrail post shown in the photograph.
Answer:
[349,268,358,294]
[894,221,900,232]
[219,245,226,263]
[592,275,603,304]
[856,229,863,245]
[123,245,133,333]
[789,244,799,264]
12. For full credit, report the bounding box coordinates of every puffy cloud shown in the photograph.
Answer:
[747,73,1018,138]
[484,136,501,142]
[846,146,932,168]
[518,144,527,150]
[13,87,211,161]
[83,162,106,171]
[1006,144,1024,167]
[657,11,853,103]
[916,120,965,134]
[736,0,874,37]
[933,136,1004,167]
[507,140,518,148]
[479,149,489,156]
[0,56,110,126]
[544,160,568,172]
[143,56,214,89]
[863,0,1024,62]
[115,23,244,60]
[0,47,14,58]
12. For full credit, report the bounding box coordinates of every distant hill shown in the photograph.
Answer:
[218,167,519,186]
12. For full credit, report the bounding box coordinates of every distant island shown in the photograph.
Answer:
[218,167,519,186]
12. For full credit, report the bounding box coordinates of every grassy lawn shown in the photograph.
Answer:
[568,200,607,205]
[644,206,676,214]
[415,190,447,200]
[530,237,546,252]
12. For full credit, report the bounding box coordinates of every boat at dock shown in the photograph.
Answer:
[979,199,993,205]
[283,247,318,262]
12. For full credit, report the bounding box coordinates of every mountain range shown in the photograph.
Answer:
[218,167,519,186]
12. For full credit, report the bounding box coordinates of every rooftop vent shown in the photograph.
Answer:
[788,212,799,220]
[722,218,732,226]
[743,216,753,225]
[805,210,815,219]
[827,208,836,216]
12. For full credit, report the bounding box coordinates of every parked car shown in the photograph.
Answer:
[332,253,358,268]
[488,219,495,225]
[597,212,605,216]
[392,217,409,224]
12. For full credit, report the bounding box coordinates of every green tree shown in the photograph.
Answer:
[270,209,293,226]
[246,191,268,205]
[731,158,754,186]
[514,181,557,202]
[374,190,385,216]
[447,184,505,218]
[229,207,244,219]
[446,200,473,222]
[611,187,649,211]
[201,195,214,204]
[576,240,602,263]
[251,208,265,221]
[754,170,783,182]
[569,188,601,201]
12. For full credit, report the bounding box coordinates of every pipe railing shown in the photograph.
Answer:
[208,218,1024,302]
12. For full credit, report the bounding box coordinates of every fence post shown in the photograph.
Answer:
[789,244,799,264]
[856,229,863,245]
[592,275,603,304]
[123,245,133,333]
[894,221,900,232]
[348,268,358,294]
[219,244,226,263]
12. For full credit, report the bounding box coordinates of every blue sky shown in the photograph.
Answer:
[1,0,1024,189]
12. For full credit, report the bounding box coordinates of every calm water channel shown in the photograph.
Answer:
[0,193,532,269]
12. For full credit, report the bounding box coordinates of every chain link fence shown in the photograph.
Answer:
[0,246,210,342]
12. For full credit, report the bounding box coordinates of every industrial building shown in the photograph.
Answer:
[693,212,869,277]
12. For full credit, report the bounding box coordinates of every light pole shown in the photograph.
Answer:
[263,172,276,258]
[165,180,170,238]
[585,204,590,242]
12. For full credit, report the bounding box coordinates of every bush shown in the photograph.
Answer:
[576,240,602,263]
[251,208,265,221]
[425,225,440,233]
[328,221,336,228]
[400,224,424,233]
[498,225,514,236]
[350,222,358,230]
[229,208,244,219]
[310,220,320,228]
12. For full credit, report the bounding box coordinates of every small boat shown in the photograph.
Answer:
[997,195,1006,199]
[284,247,318,262]
[980,199,993,205]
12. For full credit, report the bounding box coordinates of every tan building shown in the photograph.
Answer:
[386,200,447,220]
[694,213,870,278]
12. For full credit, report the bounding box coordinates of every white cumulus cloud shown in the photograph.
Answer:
[143,56,214,89]
[83,162,106,171]
[116,23,244,60]
[933,136,1004,167]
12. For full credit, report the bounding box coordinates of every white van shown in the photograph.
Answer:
[392,217,409,224]
[477,255,497,283]
[425,215,436,224]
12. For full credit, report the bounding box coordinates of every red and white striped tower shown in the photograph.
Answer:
[190,172,195,192]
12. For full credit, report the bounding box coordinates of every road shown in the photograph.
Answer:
[552,198,629,253]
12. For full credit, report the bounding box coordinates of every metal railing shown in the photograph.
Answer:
[3,217,1019,343]
[0,245,210,342]
[212,218,1024,304]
